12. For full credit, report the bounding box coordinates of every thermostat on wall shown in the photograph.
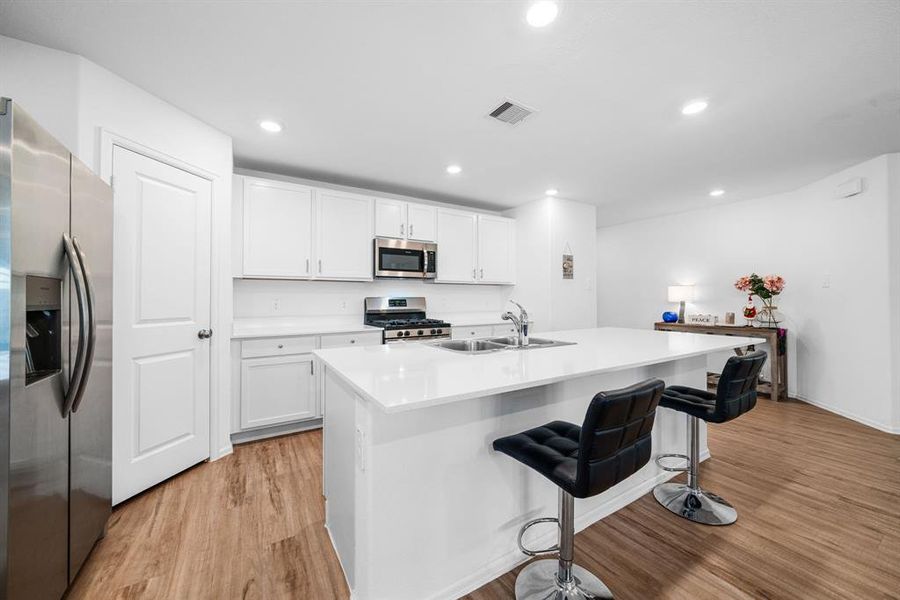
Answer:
[835,177,864,198]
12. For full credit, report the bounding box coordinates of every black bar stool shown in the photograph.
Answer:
[653,350,767,526]
[492,378,665,600]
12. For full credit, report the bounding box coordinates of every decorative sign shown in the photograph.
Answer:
[687,313,718,325]
[562,254,573,279]
[562,242,574,279]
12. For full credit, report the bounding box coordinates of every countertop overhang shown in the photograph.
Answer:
[314,327,765,413]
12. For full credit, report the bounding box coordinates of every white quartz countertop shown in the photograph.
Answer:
[314,327,765,413]
[232,317,382,339]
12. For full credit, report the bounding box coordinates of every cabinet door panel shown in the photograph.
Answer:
[316,190,374,280]
[242,178,313,277]
[241,355,316,429]
[407,203,436,242]
[477,215,516,284]
[374,198,406,239]
[435,209,477,283]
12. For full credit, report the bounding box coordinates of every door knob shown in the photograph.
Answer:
[198,329,213,339]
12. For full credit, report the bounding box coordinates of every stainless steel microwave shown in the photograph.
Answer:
[374,238,437,279]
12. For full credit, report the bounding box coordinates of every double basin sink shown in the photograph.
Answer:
[431,336,575,354]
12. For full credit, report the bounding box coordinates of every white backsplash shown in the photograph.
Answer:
[234,278,512,319]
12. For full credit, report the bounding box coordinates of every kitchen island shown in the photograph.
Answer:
[315,327,763,600]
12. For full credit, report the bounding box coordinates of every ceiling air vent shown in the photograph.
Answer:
[488,100,535,125]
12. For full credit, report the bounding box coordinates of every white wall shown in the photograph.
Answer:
[0,35,80,150]
[505,197,597,332]
[597,154,900,434]
[0,35,236,457]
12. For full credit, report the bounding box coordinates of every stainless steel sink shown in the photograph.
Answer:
[432,336,576,354]
[486,337,576,350]
[431,339,507,354]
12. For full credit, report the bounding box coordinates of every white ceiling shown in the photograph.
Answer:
[1,1,898,224]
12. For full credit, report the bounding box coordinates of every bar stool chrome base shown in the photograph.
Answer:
[653,482,737,526]
[516,559,613,600]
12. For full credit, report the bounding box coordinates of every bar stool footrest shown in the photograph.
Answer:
[517,517,559,557]
[655,453,690,472]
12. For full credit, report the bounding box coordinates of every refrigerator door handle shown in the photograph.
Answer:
[70,236,96,414]
[62,233,89,417]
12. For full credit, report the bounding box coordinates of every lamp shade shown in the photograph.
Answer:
[667,285,694,302]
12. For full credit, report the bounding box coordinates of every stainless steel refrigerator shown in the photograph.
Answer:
[0,98,112,599]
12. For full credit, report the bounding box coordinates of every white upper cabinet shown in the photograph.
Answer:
[242,178,313,278]
[436,208,478,283]
[477,214,516,284]
[374,198,437,242]
[435,209,515,285]
[316,189,374,280]
[236,174,512,283]
[407,203,436,242]
[374,198,406,239]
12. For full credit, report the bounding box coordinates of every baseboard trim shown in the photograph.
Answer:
[793,395,899,435]
[424,451,710,600]
[230,419,323,445]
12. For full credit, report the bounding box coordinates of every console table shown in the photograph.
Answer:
[653,322,788,401]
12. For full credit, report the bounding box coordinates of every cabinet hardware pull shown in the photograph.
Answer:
[306,258,309,273]
[310,361,314,376]
[350,339,356,344]
[277,344,283,349]
[318,259,322,273]
[400,223,404,236]
[410,224,414,237]
[472,268,476,280]
[480,268,484,279]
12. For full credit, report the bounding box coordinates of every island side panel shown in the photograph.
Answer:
[323,366,362,590]
[354,355,708,600]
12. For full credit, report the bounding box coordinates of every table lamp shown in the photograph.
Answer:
[667,285,694,324]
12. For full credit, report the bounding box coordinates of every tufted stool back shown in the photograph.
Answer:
[574,379,664,498]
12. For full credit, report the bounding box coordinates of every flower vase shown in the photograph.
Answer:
[756,299,780,328]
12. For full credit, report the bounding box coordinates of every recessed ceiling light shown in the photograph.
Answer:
[526,1,558,27]
[545,188,559,196]
[681,99,709,116]
[446,164,462,175]
[259,120,283,133]
[709,189,725,197]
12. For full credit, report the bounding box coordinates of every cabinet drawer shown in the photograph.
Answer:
[241,336,318,358]
[320,331,383,349]
[451,325,494,340]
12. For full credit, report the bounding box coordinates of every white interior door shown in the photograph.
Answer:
[112,146,212,504]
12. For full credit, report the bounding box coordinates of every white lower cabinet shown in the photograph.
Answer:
[238,331,383,438]
[240,354,317,429]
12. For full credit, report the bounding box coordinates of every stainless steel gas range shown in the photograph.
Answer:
[364,297,451,343]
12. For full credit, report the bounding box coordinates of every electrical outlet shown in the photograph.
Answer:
[355,427,366,471]
[340,300,347,310]
[272,298,280,312]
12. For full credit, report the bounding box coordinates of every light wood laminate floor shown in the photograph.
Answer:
[68,399,900,600]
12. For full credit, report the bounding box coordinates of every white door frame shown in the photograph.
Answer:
[99,128,233,462]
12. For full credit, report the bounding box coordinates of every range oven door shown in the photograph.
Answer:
[374,238,437,279]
